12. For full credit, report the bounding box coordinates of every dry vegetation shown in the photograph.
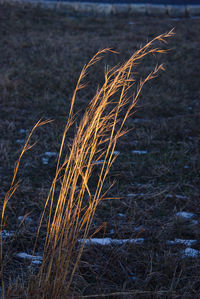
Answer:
[0,3,200,298]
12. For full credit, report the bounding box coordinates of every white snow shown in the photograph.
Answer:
[118,213,125,217]
[19,129,28,134]
[131,150,147,155]
[16,252,43,261]
[32,260,42,265]
[167,194,187,199]
[176,212,195,219]
[42,157,49,165]
[79,238,144,246]
[44,152,57,158]
[182,247,200,258]
[175,195,187,199]
[18,216,33,224]
[113,151,120,155]
[1,230,14,238]
[127,193,145,197]
[167,239,197,246]
[16,139,25,144]
[91,160,105,165]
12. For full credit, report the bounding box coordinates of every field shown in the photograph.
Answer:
[0,3,200,298]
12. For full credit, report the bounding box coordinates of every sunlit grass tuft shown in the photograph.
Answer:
[1,30,174,298]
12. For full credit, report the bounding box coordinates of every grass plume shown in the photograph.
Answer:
[1,29,174,298]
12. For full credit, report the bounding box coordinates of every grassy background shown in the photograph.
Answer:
[0,3,200,297]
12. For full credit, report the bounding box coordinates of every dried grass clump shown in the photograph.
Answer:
[1,30,173,298]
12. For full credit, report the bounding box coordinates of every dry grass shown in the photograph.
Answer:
[0,3,200,298]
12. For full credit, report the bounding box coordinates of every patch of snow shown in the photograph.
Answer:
[19,129,28,134]
[167,194,187,199]
[91,160,105,165]
[131,150,147,155]
[42,157,49,165]
[129,272,137,282]
[176,212,195,219]
[167,239,197,247]
[118,213,125,217]
[175,194,187,199]
[127,193,145,197]
[188,106,193,110]
[184,165,190,169]
[79,238,144,246]
[44,152,57,158]
[191,220,198,225]
[113,150,120,155]
[182,247,200,258]
[133,118,148,124]
[18,216,33,224]
[16,139,25,144]
[134,226,145,232]
[1,230,14,238]
[16,252,42,261]
[32,260,42,265]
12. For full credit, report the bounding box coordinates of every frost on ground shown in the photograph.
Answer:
[79,238,144,246]
[167,239,197,246]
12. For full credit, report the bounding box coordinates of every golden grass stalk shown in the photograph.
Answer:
[28,30,173,298]
[1,30,173,298]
